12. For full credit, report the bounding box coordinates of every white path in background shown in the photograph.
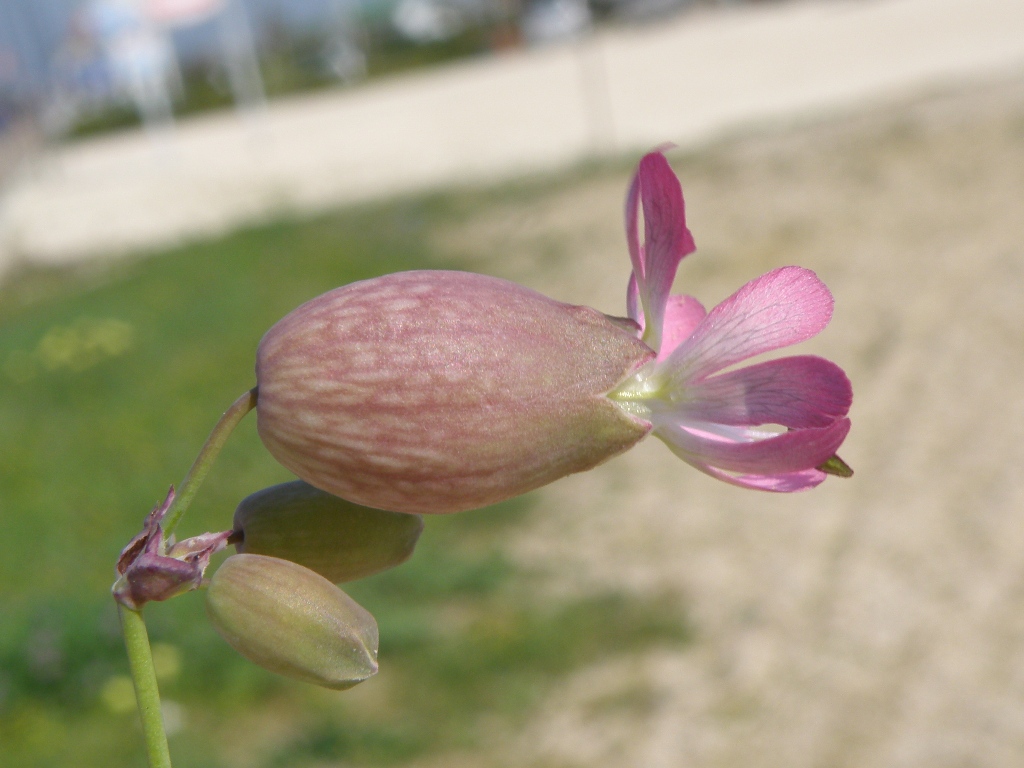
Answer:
[1,0,1022,271]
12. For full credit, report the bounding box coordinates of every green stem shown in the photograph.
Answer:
[163,388,257,538]
[119,605,173,768]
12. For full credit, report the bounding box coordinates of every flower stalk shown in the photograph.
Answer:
[114,388,257,768]
[162,387,257,537]
[119,605,173,768]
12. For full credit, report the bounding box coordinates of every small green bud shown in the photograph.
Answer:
[206,554,378,690]
[232,481,423,583]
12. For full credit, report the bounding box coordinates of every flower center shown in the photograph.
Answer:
[606,361,670,419]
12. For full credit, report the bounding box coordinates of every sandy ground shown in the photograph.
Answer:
[1,0,1023,274]
[428,73,1024,767]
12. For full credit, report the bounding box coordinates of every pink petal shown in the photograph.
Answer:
[663,267,834,382]
[659,295,707,360]
[627,287,707,359]
[625,172,643,286]
[679,356,852,428]
[653,417,850,476]
[688,463,828,492]
[625,151,697,351]
[626,272,641,326]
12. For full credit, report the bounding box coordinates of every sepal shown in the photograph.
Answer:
[112,487,231,610]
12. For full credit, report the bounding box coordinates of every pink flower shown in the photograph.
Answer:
[607,151,852,491]
[255,151,850,514]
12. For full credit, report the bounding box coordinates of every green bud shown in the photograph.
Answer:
[232,481,423,583]
[206,554,378,690]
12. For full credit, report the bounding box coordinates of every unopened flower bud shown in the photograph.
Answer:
[206,554,378,690]
[256,271,653,514]
[232,480,423,582]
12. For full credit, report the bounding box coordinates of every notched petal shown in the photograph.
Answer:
[689,462,830,492]
[658,295,706,360]
[653,417,851,477]
[663,266,834,382]
[678,355,852,428]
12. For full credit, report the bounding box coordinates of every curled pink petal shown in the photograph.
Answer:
[653,417,850,476]
[688,462,828,492]
[678,355,852,428]
[625,151,697,351]
[626,273,641,326]
[625,174,642,287]
[663,266,834,382]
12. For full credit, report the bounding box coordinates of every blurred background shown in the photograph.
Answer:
[1,0,1024,766]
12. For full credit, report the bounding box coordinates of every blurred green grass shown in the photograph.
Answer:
[0,183,690,767]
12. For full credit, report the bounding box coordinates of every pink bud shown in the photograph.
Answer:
[256,271,653,514]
